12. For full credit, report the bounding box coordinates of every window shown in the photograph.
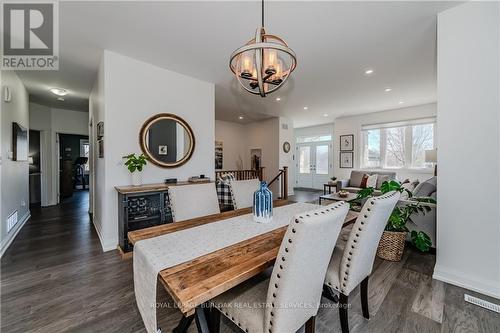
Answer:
[361,118,435,169]
[296,134,332,143]
[80,139,90,172]
[299,146,310,174]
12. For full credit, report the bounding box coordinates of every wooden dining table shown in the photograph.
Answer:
[128,200,359,333]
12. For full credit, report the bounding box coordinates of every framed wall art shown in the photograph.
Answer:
[340,151,353,168]
[340,134,354,151]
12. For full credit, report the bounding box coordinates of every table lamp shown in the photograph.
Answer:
[425,149,437,176]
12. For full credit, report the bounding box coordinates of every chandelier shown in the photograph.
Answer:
[229,0,297,97]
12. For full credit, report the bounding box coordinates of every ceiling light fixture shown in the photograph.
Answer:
[49,88,68,96]
[303,106,308,110]
[57,97,65,101]
[323,113,328,117]
[229,0,297,97]
[276,97,281,101]
[364,69,374,75]
[384,87,392,92]
[398,100,405,105]
[238,115,244,120]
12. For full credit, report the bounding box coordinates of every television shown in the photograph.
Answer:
[12,122,28,161]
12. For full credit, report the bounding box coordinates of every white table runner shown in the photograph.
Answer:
[133,202,318,333]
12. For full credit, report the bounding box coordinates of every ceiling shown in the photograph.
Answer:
[16,1,458,128]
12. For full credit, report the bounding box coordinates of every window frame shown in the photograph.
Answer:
[360,118,436,171]
[80,139,90,174]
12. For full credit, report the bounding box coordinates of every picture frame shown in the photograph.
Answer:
[340,151,353,168]
[96,122,104,139]
[98,139,104,158]
[158,145,168,155]
[340,134,354,151]
[215,141,223,170]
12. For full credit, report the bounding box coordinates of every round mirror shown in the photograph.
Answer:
[139,113,195,168]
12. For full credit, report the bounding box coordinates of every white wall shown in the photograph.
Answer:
[333,103,436,182]
[215,120,246,170]
[89,56,106,246]
[90,50,215,251]
[244,118,280,195]
[0,71,30,256]
[29,103,89,206]
[435,2,500,298]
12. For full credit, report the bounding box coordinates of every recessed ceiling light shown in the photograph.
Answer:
[276,97,281,101]
[323,113,328,117]
[49,88,68,96]
[57,97,65,101]
[398,100,405,105]
[384,87,392,92]
[303,106,308,110]
[238,115,244,120]
[364,69,374,75]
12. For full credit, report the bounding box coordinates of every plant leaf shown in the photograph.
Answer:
[411,230,432,252]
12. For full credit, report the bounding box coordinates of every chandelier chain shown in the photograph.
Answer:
[262,0,265,28]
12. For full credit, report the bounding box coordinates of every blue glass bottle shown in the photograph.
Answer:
[253,181,273,223]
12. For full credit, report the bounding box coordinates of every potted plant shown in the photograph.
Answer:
[356,180,436,261]
[123,153,147,186]
[328,176,337,185]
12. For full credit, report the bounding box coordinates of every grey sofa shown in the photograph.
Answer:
[403,176,437,248]
[336,170,397,196]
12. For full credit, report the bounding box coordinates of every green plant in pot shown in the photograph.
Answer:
[329,176,337,185]
[123,153,147,186]
[356,180,436,261]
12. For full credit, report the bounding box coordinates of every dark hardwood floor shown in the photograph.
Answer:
[1,191,499,333]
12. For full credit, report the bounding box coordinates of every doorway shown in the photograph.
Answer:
[296,141,332,189]
[58,133,90,199]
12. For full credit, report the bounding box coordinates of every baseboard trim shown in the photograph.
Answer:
[90,217,116,252]
[0,211,31,258]
[433,264,500,300]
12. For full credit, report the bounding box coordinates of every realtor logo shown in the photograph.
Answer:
[1,1,59,70]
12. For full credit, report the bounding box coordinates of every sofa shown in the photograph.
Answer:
[336,170,397,196]
[403,176,437,248]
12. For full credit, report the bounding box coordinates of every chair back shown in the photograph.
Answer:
[168,183,220,222]
[339,191,400,294]
[264,201,349,333]
[229,178,260,209]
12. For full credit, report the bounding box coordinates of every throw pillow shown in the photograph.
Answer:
[359,174,369,188]
[366,174,378,188]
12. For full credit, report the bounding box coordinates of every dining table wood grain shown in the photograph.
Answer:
[128,203,359,317]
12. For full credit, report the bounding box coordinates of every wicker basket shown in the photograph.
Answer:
[377,231,406,261]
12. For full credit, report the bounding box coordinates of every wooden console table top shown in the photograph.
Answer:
[115,180,213,195]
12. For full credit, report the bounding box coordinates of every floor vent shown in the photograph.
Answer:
[7,211,18,232]
[464,294,500,313]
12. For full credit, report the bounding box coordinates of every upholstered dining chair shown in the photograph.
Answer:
[212,201,350,333]
[323,191,401,333]
[229,178,261,209]
[168,183,220,222]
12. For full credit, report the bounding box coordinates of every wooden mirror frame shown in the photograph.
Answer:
[139,113,195,168]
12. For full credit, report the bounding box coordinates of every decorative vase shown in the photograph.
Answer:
[131,172,142,186]
[253,181,273,223]
[376,231,406,261]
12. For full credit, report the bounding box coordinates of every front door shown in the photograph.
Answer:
[296,142,331,189]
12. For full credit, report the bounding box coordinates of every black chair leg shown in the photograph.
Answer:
[322,284,339,303]
[210,307,221,333]
[305,316,316,333]
[360,276,370,320]
[339,293,349,333]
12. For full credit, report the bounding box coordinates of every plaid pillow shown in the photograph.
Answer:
[216,173,235,208]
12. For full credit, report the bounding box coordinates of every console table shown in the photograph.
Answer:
[115,182,211,253]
